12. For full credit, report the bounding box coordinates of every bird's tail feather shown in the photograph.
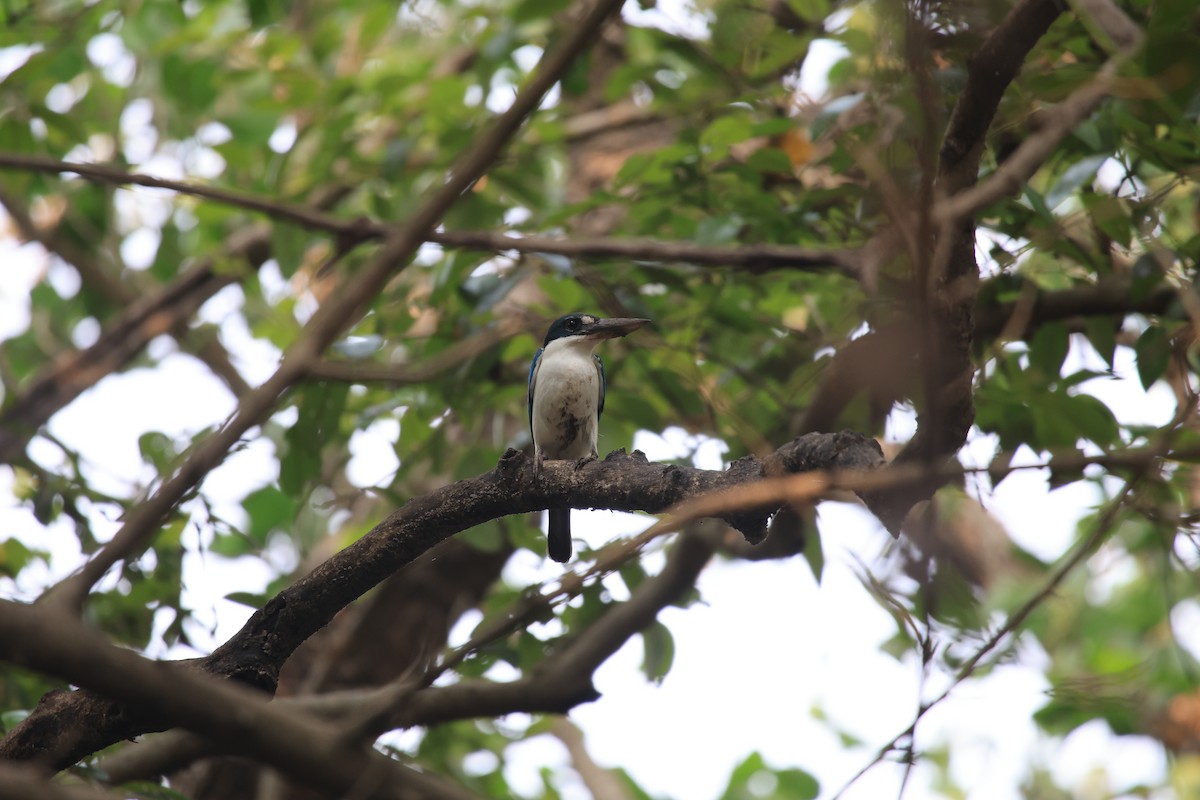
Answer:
[548,509,572,563]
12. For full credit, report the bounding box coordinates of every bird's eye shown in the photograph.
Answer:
[566,318,580,330]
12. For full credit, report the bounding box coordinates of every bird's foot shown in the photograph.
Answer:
[534,448,544,476]
[573,453,598,470]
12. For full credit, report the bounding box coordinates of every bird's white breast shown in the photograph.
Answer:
[532,338,600,460]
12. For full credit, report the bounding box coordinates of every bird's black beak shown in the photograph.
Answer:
[586,317,651,340]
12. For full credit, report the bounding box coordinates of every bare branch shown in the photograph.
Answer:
[938,0,1143,225]
[1072,0,1145,55]
[433,229,868,278]
[936,0,1065,193]
[0,152,870,279]
[0,153,342,232]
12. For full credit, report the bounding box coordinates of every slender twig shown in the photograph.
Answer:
[0,153,342,231]
[831,475,1142,799]
[0,151,867,277]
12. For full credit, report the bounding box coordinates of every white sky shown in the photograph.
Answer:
[0,3,1190,798]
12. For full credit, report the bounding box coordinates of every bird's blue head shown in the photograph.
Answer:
[542,313,650,346]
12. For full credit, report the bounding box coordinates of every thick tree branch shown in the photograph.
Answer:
[937,0,1142,225]
[0,764,122,800]
[38,0,627,615]
[0,431,882,767]
[0,601,476,800]
[800,0,1066,459]
[976,277,1175,339]
[60,436,1190,783]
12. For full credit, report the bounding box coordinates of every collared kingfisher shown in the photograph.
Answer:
[528,313,650,562]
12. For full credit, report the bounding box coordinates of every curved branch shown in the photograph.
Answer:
[0,431,883,768]
[391,527,716,728]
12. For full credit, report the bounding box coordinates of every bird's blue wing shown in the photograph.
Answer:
[528,348,543,432]
[593,354,606,419]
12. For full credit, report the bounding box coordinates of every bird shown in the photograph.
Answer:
[528,313,650,562]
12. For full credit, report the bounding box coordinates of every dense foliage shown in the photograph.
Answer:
[1,0,1199,798]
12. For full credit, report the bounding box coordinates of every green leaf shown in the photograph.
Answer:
[209,532,254,559]
[1134,326,1171,390]
[774,768,820,800]
[281,383,349,494]
[1084,317,1118,367]
[513,0,573,22]
[640,620,675,684]
[1046,154,1110,209]
[0,539,47,578]
[1,710,30,731]
[138,431,178,473]
[700,114,755,155]
[161,54,219,111]
[225,591,267,610]
[1082,193,1132,248]
[1022,185,1054,221]
[787,0,829,23]
[1029,322,1070,381]
[242,486,298,546]
[1067,393,1120,446]
[745,147,793,174]
[802,522,823,584]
